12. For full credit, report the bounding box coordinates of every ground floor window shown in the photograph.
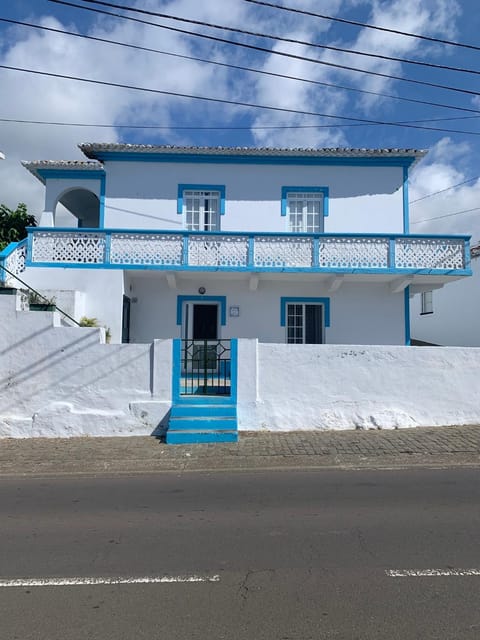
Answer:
[286,303,324,344]
[421,291,433,315]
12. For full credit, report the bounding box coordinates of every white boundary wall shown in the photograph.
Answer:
[238,341,480,430]
[2,293,480,438]
[0,293,171,438]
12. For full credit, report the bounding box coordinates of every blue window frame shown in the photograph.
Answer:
[177,184,226,214]
[280,297,330,344]
[281,187,329,233]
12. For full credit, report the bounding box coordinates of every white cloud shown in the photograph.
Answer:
[0,1,250,215]
[340,0,462,112]
[409,138,480,243]
[0,0,473,232]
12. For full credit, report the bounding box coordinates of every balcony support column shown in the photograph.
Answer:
[166,273,177,290]
[249,274,259,291]
[390,277,413,293]
[326,275,344,293]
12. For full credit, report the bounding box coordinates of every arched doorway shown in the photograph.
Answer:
[55,187,101,228]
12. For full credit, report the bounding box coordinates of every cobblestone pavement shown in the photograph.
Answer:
[1,425,480,476]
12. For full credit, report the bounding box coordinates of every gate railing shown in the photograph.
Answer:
[180,339,232,396]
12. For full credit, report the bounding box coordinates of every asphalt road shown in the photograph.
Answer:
[1,469,479,639]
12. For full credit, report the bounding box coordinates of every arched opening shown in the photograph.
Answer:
[55,187,100,228]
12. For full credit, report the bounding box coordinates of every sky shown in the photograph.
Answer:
[0,0,480,241]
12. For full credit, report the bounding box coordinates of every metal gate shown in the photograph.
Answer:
[180,339,232,396]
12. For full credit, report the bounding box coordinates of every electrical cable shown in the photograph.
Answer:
[410,176,480,204]
[63,0,480,77]
[2,64,480,136]
[243,0,480,53]
[1,114,479,131]
[46,0,480,98]
[411,207,480,225]
[3,17,480,116]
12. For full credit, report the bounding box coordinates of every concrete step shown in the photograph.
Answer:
[166,430,238,444]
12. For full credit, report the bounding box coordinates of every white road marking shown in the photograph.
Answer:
[0,575,220,587]
[386,569,480,577]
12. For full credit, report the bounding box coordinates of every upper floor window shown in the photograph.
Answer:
[281,187,329,233]
[177,184,226,232]
[184,190,219,231]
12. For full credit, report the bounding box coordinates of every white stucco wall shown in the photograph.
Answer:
[102,161,405,234]
[411,256,480,346]
[2,290,479,438]
[16,267,125,343]
[237,341,480,431]
[125,275,406,345]
[0,293,172,438]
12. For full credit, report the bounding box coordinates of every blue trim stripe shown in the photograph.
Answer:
[403,166,409,234]
[230,338,238,403]
[23,260,473,277]
[404,287,411,346]
[99,174,106,228]
[176,295,227,326]
[37,169,105,181]
[177,184,226,215]
[281,186,329,217]
[280,297,331,327]
[95,151,418,168]
[172,339,182,404]
[464,239,472,271]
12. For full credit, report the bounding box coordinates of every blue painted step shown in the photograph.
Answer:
[166,403,238,445]
[170,404,237,418]
[166,430,238,444]
[168,417,237,431]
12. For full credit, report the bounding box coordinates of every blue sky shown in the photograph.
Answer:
[1,0,480,239]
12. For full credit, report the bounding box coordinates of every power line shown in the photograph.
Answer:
[410,176,480,204]
[3,17,480,117]
[1,114,479,131]
[243,0,480,53]
[2,64,480,137]
[47,0,480,99]
[62,0,480,77]
[0,116,480,130]
[411,207,480,225]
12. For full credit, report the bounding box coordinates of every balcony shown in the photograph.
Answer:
[0,228,471,288]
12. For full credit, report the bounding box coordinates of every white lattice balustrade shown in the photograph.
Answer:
[318,237,390,269]
[2,241,27,285]
[26,230,468,274]
[188,235,249,267]
[254,236,313,267]
[32,231,105,264]
[395,238,465,270]
[110,233,183,266]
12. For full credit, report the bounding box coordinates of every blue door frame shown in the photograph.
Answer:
[172,338,238,405]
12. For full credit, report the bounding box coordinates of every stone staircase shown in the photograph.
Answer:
[166,402,238,444]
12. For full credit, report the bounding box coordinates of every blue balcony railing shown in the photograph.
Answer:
[5,228,470,277]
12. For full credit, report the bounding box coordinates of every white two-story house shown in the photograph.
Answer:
[1,144,470,347]
[0,144,473,443]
